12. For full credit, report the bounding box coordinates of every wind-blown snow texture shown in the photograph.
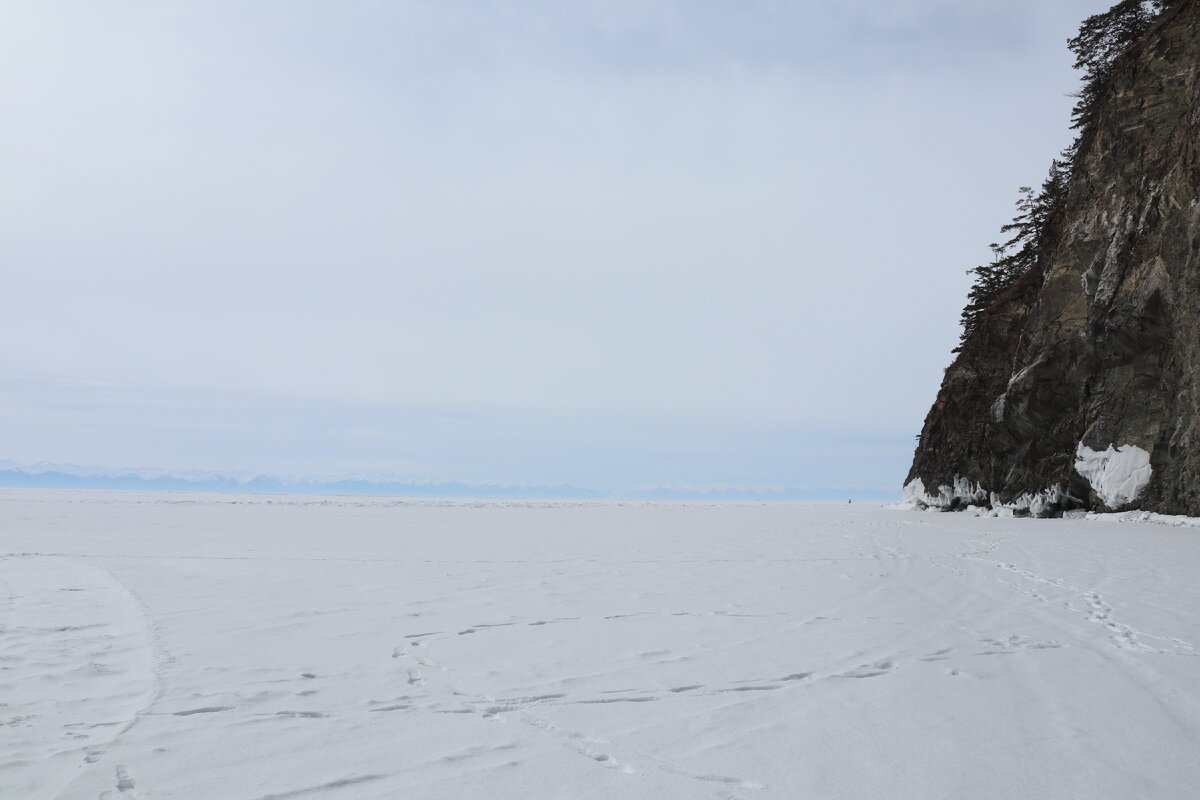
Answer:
[2,491,1199,799]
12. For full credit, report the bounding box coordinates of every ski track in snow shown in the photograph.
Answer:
[0,557,156,800]
[2,492,1200,799]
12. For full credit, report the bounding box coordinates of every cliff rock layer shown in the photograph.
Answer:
[908,2,1200,516]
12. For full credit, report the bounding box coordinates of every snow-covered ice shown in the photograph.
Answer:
[2,491,1199,799]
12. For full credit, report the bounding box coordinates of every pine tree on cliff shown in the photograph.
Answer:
[1067,0,1160,135]
[958,245,1009,345]
[997,159,1069,277]
[956,160,1069,349]
[956,0,1169,349]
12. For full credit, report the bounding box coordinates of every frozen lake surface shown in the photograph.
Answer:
[2,491,1199,799]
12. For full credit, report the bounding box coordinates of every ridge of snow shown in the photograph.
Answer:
[1084,510,1200,527]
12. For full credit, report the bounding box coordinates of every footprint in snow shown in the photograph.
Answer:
[173,706,233,716]
[115,764,138,796]
[837,659,896,679]
[974,636,1061,655]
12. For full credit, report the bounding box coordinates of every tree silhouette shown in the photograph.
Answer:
[956,160,1069,349]
[955,1,1168,349]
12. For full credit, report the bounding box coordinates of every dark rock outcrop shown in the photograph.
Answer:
[908,2,1200,516]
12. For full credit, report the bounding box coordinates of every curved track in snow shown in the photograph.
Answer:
[0,556,156,799]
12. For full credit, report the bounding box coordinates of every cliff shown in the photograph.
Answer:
[907,2,1200,516]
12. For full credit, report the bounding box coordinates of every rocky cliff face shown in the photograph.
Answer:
[907,2,1200,516]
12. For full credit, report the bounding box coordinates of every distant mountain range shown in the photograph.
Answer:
[0,460,894,502]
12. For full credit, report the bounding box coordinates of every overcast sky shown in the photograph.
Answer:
[1,1,1106,495]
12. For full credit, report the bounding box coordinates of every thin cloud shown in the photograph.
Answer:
[0,1,1106,494]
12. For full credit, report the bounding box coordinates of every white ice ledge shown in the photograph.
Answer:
[899,477,1072,518]
[1074,442,1151,511]
[899,440,1153,517]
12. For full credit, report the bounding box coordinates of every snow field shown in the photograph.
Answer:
[1,492,1198,799]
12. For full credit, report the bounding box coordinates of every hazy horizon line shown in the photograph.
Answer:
[0,459,900,502]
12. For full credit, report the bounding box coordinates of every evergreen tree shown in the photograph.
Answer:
[958,244,1009,347]
[1067,1,1159,132]
[955,0,1169,349]
[956,161,1069,350]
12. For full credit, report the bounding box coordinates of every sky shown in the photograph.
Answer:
[1,1,1108,497]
